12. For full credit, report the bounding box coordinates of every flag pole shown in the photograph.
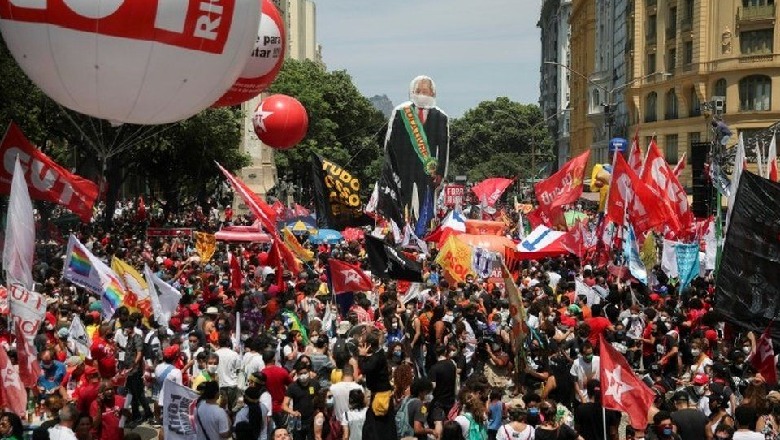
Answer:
[602,406,608,440]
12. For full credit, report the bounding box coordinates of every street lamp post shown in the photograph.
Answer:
[543,61,670,150]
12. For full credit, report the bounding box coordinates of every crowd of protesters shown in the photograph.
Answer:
[0,198,777,440]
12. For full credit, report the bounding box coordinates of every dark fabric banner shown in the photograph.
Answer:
[365,235,423,282]
[311,155,372,230]
[376,149,405,227]
[715,171,780,337]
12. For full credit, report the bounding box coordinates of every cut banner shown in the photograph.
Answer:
[8,284,45,387]
[162,381,199,440]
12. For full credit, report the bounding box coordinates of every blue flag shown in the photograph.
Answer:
[622,225,647,285]
[675,242,700,292]
[415,187,434,237]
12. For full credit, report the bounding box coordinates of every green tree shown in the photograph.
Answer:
[267,59,386,199]
[450,98,554,182]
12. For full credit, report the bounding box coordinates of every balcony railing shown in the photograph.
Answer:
[739,4,776,21]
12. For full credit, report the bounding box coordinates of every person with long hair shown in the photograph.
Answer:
[0,412,23,440]
[312,388,335,440]
[235,386,267,440]
[454,392,488,440]
[534,400,580,440]
[441,420,466,440]
[342,389,367,440]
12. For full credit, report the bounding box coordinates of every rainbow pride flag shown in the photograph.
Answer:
[63,235,126,317]
[68,246,92,277]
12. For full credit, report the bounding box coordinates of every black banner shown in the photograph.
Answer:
[311,155,372,230]
[365,235,423,282]
[376,149,405,227]
[715,171,780,337]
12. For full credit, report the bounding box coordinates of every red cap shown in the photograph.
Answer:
[163,344,180,359]
[705,329,718,342]
[649,293,661,302]
[693,373,709,385]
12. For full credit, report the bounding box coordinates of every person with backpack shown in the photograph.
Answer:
[496,401,535,440]
[398,378,437,440]
[454,393,489,440]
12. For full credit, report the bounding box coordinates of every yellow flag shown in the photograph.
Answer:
[111,257,152,318]
[195,232,217,262]
[640,232,657,272]
[282,228,314,263]
[434,235,474,284]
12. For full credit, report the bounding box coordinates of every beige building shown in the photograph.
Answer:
[626,0,779,187]
[235,0,321,214]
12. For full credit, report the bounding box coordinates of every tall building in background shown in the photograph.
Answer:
[568,0,596,169]
[627,0,780,187]
[538,0,573,170]
[235,0,320,214]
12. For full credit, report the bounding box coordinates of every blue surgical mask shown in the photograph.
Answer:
[528,407,539,416]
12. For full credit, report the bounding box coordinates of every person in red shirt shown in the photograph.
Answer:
[90,325,117,379]
[585,304,614,348]
[90,380,128,440]
[261,349,293,428]
[73,366,102,415]
[60,357,87,399]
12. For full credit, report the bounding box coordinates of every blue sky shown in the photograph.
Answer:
[316,0,542,118]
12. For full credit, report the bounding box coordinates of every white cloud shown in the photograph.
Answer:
[316,0,542,117]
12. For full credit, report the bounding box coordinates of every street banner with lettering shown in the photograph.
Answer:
[0,122,98,222]
[534,150,589,213]
[443,184,465,208]
[311,154,372,230]
[715,171,780,337]
[8,284,45,387]
[162,381,199,440]
[435,236,475,284]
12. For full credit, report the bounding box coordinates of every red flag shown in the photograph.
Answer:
[534,151,590,213]
[294,204,310,217]
[471,177,514,207]
[271,200,286,219]
[640,140,691,236]
[606,154,670,234]
[266,240,285,291]
[560,220,595,257]
[767,135,778,182]
[0,122,98,222]
[229,252,243,293]
[0,342,26,417]
[328,259,372,294]
[599,335,655,430]
[216,162,277,233]
[672,153,686,177]
[750,326,778,385]
[628,130,643,175]
[135,196,147,221]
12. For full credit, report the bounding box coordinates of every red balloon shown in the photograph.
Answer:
[252,94,308,149]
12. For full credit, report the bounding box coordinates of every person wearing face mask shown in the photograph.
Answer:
[38,349,67,396]
[689,341,714,376]
[570,342,600,404]
[192,353,220,391]
[282,363,320,440]
[647,411,681,440]
[400,378,436,440]
[383,75,450,226]
[386,317,405,346]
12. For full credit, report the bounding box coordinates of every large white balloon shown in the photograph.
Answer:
[0,0,261,125]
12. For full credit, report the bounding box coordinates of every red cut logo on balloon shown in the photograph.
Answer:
[213,0,286,107]
[0,0,262,125]
[253,95,309,150]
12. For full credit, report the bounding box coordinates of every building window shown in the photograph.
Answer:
[647,53,657,75]
[668,7,677,33]
[689,88,701,117]
[740,30,773,55]
[714,78,727,113]
[665,89,679,119]
[739,75,772,110]
[743,0,774,6]
[683,0,694,26]
[645,136,655,149]
[647,14,657,42]
[665,134,679,164]
[684,41,693,66]
[646,92,658,122]
[667,48,677,73]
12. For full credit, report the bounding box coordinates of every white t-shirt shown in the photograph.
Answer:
[570,356,600,401]
[48,425,78,440]
[196,402,230,440]
[330,381,363,422]
[733,431,765,440]
[341,408,367,440]
[216,347,241,387]
[155,362,183,405]
[496,423,535,440]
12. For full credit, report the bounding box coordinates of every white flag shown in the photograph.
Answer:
[726,133,746,231]
[67,315,91,359]
[2,156,35,290]
[144,265,182,326]
[162,381,199,440]
[661,239,681,278]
